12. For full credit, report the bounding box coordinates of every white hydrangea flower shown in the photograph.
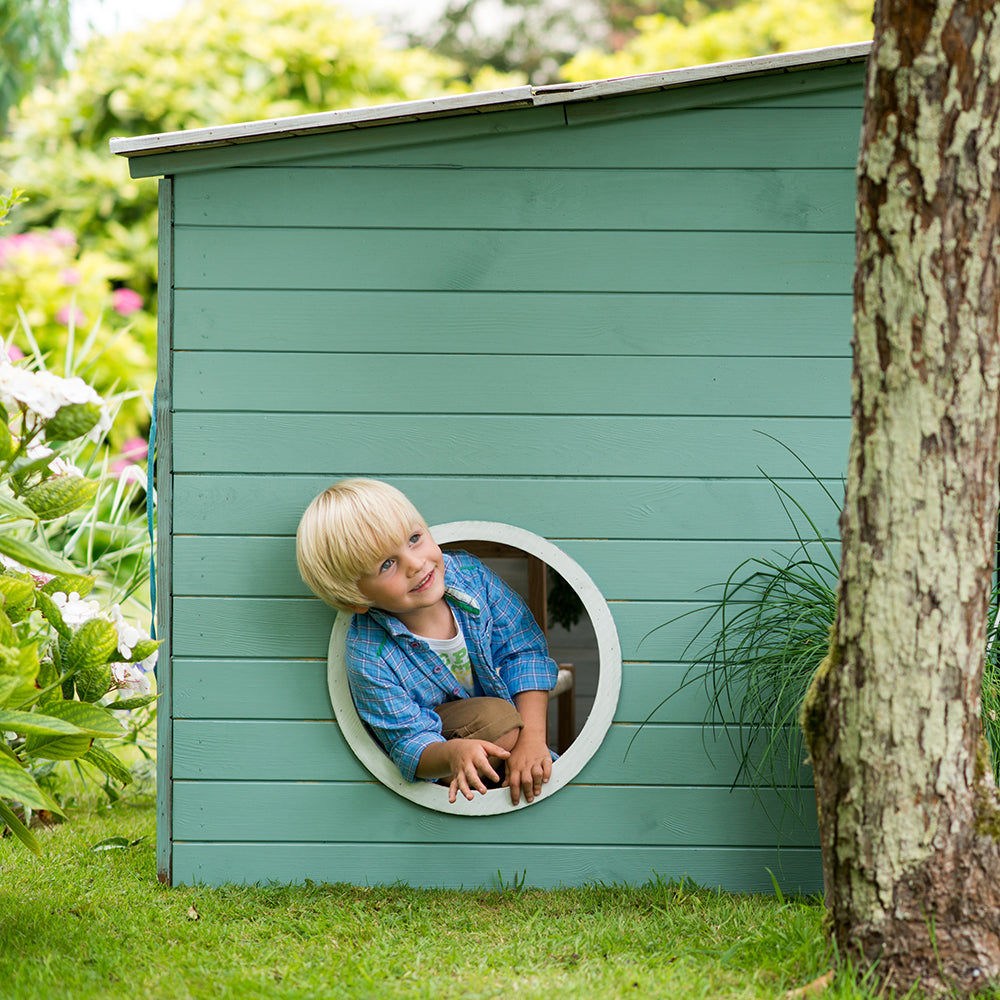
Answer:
[109,604,150,661]
[0,361,111,441]
[26,442,84,478]
[51,591,102,627]
[0,553,55,587]
[111,661,153,696]
[0,554,24,574]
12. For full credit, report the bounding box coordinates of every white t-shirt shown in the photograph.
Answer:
[420,611,475,695]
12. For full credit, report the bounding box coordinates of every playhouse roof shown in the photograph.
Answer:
[110,41,870,161]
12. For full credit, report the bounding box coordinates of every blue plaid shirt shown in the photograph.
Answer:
[346,550,558,781]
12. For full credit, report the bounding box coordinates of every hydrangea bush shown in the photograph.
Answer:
[0,357,159,853]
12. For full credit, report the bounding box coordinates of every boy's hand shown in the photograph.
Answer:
[503,732,552,805]
[442,739,511,803]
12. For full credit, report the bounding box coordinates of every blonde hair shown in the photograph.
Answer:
[296,478,427,611]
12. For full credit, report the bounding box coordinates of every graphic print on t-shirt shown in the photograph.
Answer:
[439,646,474,695]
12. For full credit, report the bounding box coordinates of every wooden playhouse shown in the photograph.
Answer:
[111,42,867,890]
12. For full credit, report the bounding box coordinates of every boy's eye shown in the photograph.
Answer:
[409,532,421,545]
[379,557,395,573]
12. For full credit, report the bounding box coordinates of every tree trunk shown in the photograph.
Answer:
[800,1,1000,995]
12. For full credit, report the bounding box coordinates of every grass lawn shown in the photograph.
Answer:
[0,803,909,1000]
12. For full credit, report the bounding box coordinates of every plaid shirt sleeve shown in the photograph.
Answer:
[345,621,452,783]
[460,555,559,698]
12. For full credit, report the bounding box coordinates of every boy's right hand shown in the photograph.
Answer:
[426,739,511,803]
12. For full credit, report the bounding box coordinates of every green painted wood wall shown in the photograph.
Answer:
[154,59,864,891]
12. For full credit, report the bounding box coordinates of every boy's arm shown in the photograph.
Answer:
[504,689,552,805]
[346,626,454,783]
[471,558,559,697]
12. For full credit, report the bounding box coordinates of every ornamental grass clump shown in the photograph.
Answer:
[654,442,1000,818]
[0,355,159,853]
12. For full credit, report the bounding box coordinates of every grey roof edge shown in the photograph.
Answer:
[109,40,871,159]
[532,40,872,104]
[109,86,535,158]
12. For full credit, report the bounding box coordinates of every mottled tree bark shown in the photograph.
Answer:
[800,1,1000,995]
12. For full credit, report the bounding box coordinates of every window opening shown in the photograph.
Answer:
[327,521,621,815]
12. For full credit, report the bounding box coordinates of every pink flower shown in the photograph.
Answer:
[0,232,41,263]
[111,288,143,316]
[56,305,86,327]
[6,344,24,362]
[110,436,148,479]
[48,228,77,249]
[60,267,82,286]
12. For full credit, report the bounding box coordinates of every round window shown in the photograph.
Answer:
[327,521,621,815]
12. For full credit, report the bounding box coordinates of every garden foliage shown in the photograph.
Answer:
[0,195,158,852]
[0,208,154,445]
[0,0,468,302]
[658,446,1000,815]
[0,354,159,853]
[561,0,874,82]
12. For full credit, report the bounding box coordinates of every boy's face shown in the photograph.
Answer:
[353,525,447,622]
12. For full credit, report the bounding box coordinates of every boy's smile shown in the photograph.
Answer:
[353,527,450,633]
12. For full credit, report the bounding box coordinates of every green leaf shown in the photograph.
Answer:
[34,590,72,640]
[39,700,125,737]
[0,574,36,620]
[0,491,38,522]
[0,641,40,708]
[104,693,158,711]
[0,708,86,738]
[0,752,62,813]
[64,617,119,674]
[0,606,16,646]
[91,836,145,851]
[0,535,76,576]
[123,638,160,663]
[0,674,20,709]
[0,798,40,855]
[74,662,112,703]
[44,402,102,442]
[22,732,93,761]
[41,574,96,598]
[22,476,99,521]
[0,420,14,464]
[81,744,132,786]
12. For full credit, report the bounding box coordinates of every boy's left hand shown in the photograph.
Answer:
[503,732,551,805]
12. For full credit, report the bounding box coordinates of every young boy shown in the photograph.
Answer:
[296,478,558,806]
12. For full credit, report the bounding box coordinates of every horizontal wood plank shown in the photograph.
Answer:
[171,719,812,788]
[167,596,804,662]
[302,108,862,170]
[172,781,818,847]
[171,536,837,601]
[172,228,853,293]
[170,414,851,476]
[171,659,723,725]
[172,474,845,538]
[174,167,855,232]
[169,842,823,892]
[172,353,851,417]
[172,290,852,355]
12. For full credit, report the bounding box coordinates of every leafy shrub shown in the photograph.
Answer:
[0,0,467,298]
[561,0,874,82]
[0,355,160,852]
